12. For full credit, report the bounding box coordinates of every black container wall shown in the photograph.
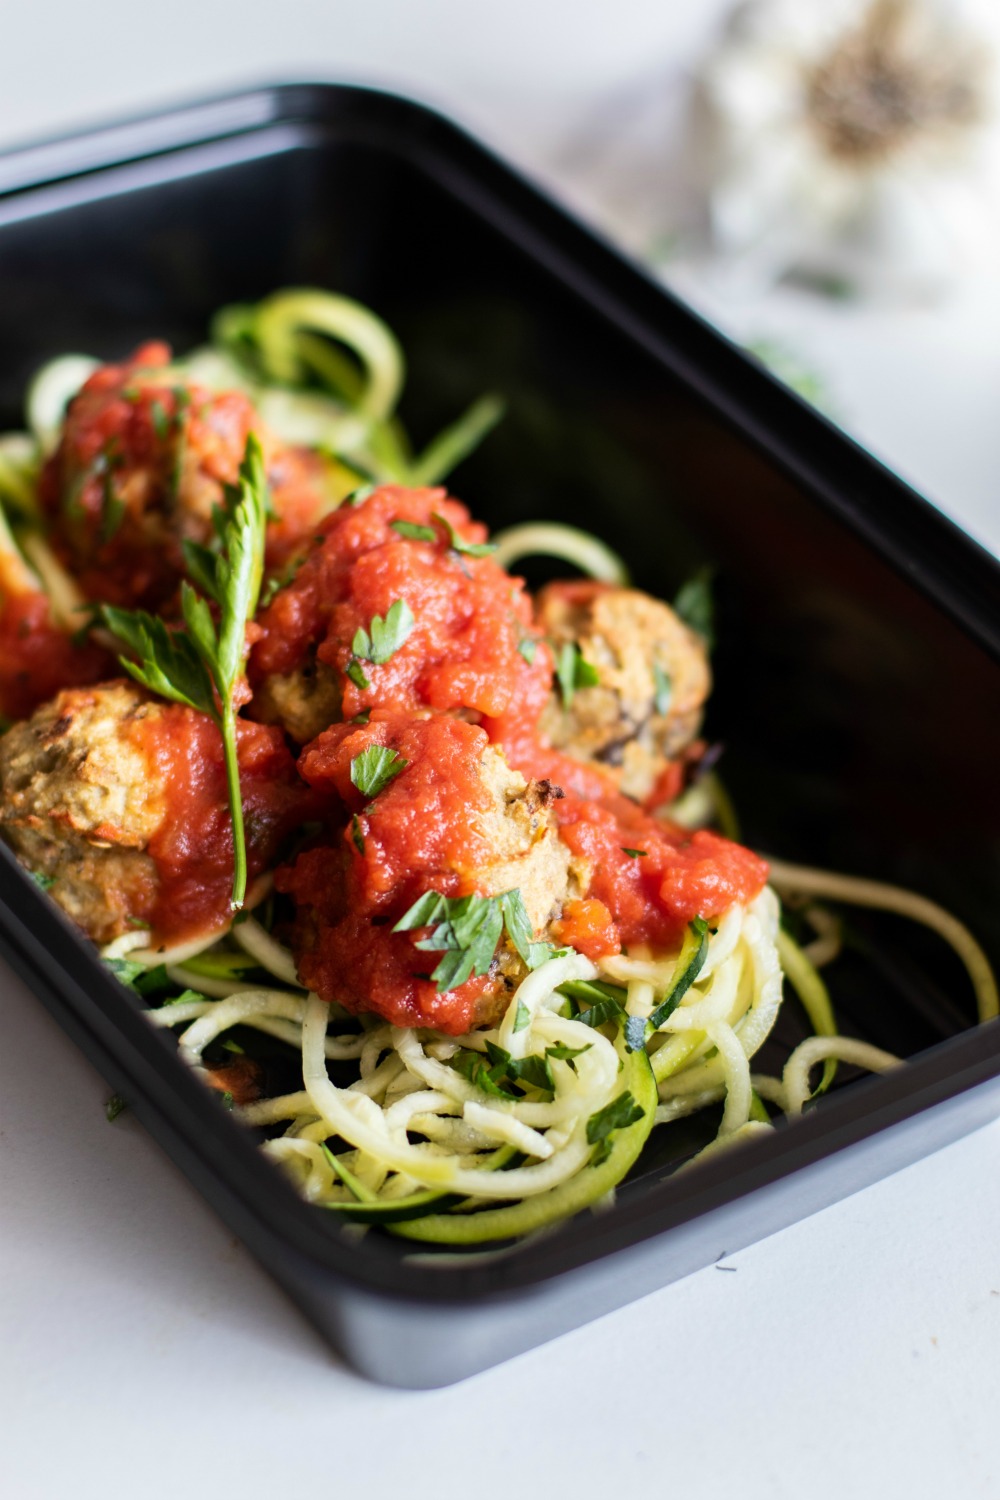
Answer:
[1,84,999,1388]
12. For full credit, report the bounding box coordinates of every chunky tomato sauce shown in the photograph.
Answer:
[278,712,511,1031]
[0,589,113,721]
[126,708,315,942]
[251,486,546,722]
[38,343,326,612]
[259,484,770,1024]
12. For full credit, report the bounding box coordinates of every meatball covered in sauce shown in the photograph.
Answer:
[535,580,711,803]
[249,485,550,745]
[0,680,313,947]
[278,711,583,1033]
[38,343,329,612]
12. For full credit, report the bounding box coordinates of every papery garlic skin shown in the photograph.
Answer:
[696,0,1000,298]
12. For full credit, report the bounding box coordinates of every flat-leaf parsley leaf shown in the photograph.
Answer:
[101,433,268,909]
[350,745,407,800]
[352,598,415,666]
[557,642,599,708]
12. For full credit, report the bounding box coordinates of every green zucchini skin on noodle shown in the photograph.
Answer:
[325,1187,467,1224]
[388,1042,656,1245]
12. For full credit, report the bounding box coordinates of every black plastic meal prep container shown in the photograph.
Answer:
[1,83,999,1389]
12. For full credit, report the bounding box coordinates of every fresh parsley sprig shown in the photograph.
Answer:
[556,642,600,708]
[350,745,407,800]
[101,433,269,911]
[393,886,559,993]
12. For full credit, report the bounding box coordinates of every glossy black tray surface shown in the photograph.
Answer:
[1,83,998,1387]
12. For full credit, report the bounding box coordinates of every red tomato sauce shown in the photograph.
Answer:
[250,486,545,723]
[277,711,511,1032]
[126,709,315,943]
[0,589,113,721]
[255,484,769,1022]
[37,344,326,612]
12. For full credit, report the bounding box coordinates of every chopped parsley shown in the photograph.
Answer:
[451,1040,556,1099]
[350,745,407,800]
[432,511,497,558]
[351,814,366,856]
[621,847,647,858]
[517,637,538,665]
[586,1090,644,1164]
[259,553,306,610]
[105,1093,128,1122]
[31,870,56,891]
[352,598,414,666]
[674,569,715,649]
[150,399,171,440]
[556,642,600,709]
[345,659,370,690]
[652,663,673,716]
[545,1041,592,1072]
[391,519,437,542]
[393,886,554,993]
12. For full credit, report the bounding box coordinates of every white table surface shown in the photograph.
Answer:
[3,6,1000,1497]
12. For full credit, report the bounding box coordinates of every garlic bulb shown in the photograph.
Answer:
[696,0,1000,297]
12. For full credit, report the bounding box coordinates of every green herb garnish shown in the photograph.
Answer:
[350,745,407,800]
[576,996,627,1030]
[587,1089,644,1164]
[674,569,714,649]
[621,847,647,859]
[432,511,497,558]
[150,399,171,440]
[99,470,126,544]
[394,887,552,993]
[351,814,366,856]
[485,1040,555,1094]
[352,598,414,666]
[31,870,56,891]
[391,520,437,542]
[545,1041,592,1071]
[557,642,600,709]
[105,1093,128,1122]
[652,662,672,716]
[517,637,538,665]
[259,553,306,609]
[101,432,268,910]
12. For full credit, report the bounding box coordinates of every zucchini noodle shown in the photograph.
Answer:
[491,522,630,584]
[116,881,923,1244]
[766,857,999,1023]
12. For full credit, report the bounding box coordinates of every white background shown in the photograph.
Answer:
[2,4,1000,1498]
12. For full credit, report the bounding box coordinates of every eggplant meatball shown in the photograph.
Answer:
[536,580,710,802]
[250,650,342,747]
[38,343,328,612]
[278,711,583,1033]
[0,681,168,944]
[0,680,312,948]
